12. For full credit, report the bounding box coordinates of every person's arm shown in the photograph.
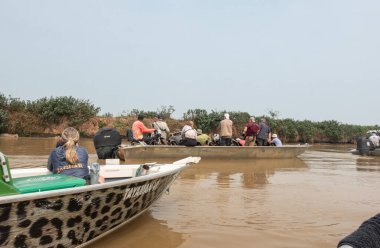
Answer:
[243,125,248,133]
[77,147,90,178]
[217,122,221,132]
[164,123,170,132]
[47,154,53,172]
[82,148,89,166]
[181,126,189,138]
[139,122,155,133]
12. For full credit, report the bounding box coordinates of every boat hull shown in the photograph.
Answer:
[118,145,310,160]
[352,148,380,156]
[0,164,186,248]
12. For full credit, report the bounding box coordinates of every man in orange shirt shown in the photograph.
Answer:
[132,115,156,143]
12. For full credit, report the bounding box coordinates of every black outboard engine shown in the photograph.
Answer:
[356,136,371,155]
[93,128,122,159]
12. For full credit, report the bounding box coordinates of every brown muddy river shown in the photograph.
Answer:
[1,137,380,248]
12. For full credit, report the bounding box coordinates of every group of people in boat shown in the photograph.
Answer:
[132,113,282,147]
[241,115,282,147]
[46,114,283,182]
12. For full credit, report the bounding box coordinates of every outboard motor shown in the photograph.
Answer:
[93,128,122,159]
[356,136,371,155]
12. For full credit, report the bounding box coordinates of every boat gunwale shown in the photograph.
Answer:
[121,144,311,149]
[118,144,311,159]
[0,162,188,204]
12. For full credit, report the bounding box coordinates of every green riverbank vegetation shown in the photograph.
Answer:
[0,93,377,143]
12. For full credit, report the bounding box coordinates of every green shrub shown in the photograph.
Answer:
[0,93,7,110]
[98,120,107,128]
[26,96,100,126]
[0,109,8,133]
[8,97,26,112]
[157,105,175,119]
[317,120,342,143]
[297,120,316,143]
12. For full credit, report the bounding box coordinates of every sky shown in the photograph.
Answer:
[0,1,379,125]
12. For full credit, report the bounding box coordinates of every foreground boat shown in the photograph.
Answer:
[118,144,310,160]
[0,153,201,248]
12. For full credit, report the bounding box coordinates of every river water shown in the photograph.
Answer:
[1,137,380,248]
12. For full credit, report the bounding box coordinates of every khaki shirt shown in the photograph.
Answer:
[219,119,233,137]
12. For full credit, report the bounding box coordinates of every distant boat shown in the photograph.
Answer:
[0,133,18,138]
[118,144,310,160]
[351,134,380,156]
[0,152,201,248]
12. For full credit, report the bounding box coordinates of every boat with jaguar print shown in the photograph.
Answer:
[0,152,201,248]
[117,144,310,160]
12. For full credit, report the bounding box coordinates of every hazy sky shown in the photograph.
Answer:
[1,1,379,125]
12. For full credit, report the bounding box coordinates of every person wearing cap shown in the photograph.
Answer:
[243,116,260,146]
[270,133,283,146]
[217,113,233,146]
[256,118,271,146]
[152,115,170,145]
[47,127,90,179]
[132,114,156,143]
[196,129,212,146]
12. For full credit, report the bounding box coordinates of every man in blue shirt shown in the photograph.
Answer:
[256,118,271,146]
[270,134,283,146]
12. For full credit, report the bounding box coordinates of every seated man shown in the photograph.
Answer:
[368,132,380,148]
[132,115,157,144]
[196,129,212,146]
[270,134,283,146]
[180,121,197,147]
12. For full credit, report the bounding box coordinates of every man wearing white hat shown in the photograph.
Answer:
[218,113,233,146]
[270,133,283,146]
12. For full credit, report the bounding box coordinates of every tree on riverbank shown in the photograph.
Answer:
[0,93,377,143]
[0,94,100,135]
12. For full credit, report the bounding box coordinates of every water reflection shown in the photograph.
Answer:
[356,156,380,172]
[4,138,380,247]
[0,137,96,156]
[88,211,184,248]
[181,158,307,189]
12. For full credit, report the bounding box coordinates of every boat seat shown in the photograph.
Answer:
[12,174,86,194]
[99,162,159,181]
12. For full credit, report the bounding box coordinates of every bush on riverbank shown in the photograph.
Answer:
[0,93,377,143]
